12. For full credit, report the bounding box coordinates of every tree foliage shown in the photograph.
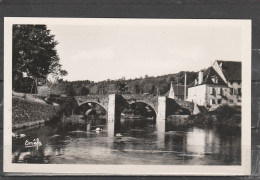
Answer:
[65,83,76,96]
[12,25,67,92]
[77,86,90,96]
[114,81,127,94]
[48,71,198,97]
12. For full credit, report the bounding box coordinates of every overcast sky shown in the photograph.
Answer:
[47,22,242,82]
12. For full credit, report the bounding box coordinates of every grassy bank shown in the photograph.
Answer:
[12,96,61,129]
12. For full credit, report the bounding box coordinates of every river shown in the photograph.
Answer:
[12,117,241,165]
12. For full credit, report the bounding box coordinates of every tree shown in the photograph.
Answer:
[149,85,156,95]
[133,83,140,94]
[65,83,76,96]
[166,75,176,84]
[12,25,67,93]
[114,81,127,94]
[144,74,149,79]
[77,86,90,96]
[97,82,106,95]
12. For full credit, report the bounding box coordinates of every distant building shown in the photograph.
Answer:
[187,60,241,107]
[165,81,187,100]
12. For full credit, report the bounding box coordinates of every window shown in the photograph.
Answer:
[230,88,234,95]
[210,99,215,105]
[211,76,218,84]
[210,87,214,95]
[217,88,222,95]
[218,99,222,104]
[233,89,237,95]
[238,88,242,96]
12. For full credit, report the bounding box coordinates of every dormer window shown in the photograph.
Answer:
[211,76,218,84]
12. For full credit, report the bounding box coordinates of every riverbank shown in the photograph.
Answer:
[167,104,241,131]
[12,94,61,130]
[192,104,241,128]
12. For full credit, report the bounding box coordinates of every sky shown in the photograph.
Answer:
[47,21,242,82]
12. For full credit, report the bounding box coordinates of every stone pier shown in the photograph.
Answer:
[107,94,116,122]
[157,96,167,120]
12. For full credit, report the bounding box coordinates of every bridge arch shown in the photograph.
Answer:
[128,101,157,118]
[79,101,107,114]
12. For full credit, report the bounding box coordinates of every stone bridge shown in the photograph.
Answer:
[74,94,194,137]
[74,94,194,121]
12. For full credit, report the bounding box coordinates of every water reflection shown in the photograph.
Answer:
[187,128,211,155]
[12,117,241,165]
[156,120,165,149]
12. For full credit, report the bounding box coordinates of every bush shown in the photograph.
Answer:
[192,112,214,125]
[166,115,193,131]
[225,114,241,128]
[214,104,240,123]
[213,104,241,127]
[190,104,241,128]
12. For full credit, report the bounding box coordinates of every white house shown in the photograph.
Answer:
[187,60,241,108]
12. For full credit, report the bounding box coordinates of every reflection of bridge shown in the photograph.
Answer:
[75,94,194,120]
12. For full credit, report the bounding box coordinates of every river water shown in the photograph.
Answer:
[12,117,241,165]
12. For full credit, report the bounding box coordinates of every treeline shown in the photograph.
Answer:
[49,71,198,96]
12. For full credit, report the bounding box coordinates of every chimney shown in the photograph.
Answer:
[198,71,203,84]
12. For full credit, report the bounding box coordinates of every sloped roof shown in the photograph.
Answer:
[188,67,226,87]
[165,85,187,96]
[216,60,241,81]
[202,67,226,85]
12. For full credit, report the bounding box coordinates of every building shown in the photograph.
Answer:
[165,81,187,100]
[187,60,241,108]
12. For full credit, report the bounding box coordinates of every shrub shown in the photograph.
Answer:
[212,104,241,128]
[226,114,241,127]
[192,112,214,125]
[214,104,240,124]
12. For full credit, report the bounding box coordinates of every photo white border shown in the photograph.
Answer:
[4,17,251,175]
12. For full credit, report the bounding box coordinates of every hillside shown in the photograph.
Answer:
[49,71,198,96]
